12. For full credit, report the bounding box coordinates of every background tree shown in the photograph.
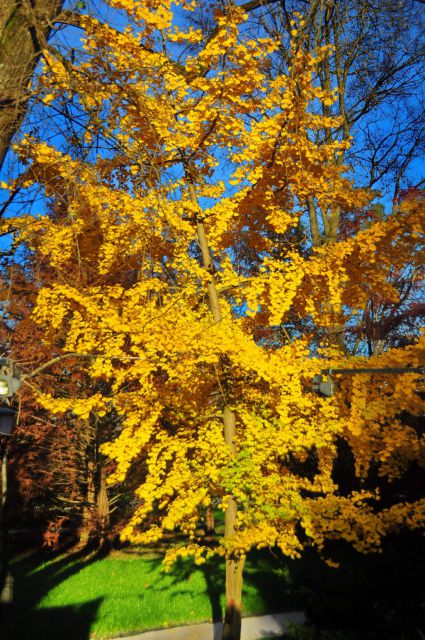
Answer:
[0,0,66,172]
[187,0,425,357]
[0,258,116,548]
[236,0,425,201]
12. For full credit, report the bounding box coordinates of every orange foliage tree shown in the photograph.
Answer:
[0,259,115,547]
[4,1,424,638]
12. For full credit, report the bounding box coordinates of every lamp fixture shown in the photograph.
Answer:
[0,358,21,398]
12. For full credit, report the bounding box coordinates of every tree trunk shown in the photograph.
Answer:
[187,178,244,640]
[0,0,63,172]
[97,461,109,546]
[205,505,215,535]
[78,456,96,546]
[223,555,245,640]
[222,406,245,640]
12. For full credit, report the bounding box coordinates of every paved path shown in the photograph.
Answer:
[113,611,306,640]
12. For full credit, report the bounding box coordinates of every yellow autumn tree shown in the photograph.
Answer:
[6,2,424,639]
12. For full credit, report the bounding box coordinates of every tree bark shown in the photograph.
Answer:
[0,0,63,172]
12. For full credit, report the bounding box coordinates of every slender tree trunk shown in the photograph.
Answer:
[0,0,63,172]
[306,196,321,248]
[187,179,244,640]
[79,457,110,548]
[222,408,245,640]
[97,461,109,546]
[205,505,215,535]
[305,196,345,349]
[223,554,245,640]
[78,456,96,546]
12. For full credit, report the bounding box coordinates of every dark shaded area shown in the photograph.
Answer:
[1,599,103,640]
[287,532,425,640]
[0,545,105,640]
[331,410,425,506]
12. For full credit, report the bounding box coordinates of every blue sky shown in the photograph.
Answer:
[1,0,424,255]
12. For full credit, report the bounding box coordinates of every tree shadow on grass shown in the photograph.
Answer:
[0,544,105,640]
[141,546,303,626]
[160,554,224,622]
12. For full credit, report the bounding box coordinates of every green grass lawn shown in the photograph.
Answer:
[0,546,303,640]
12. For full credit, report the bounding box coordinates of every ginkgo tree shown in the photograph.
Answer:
[5,1,424,639]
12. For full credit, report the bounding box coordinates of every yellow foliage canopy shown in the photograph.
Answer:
[7,0,424,566]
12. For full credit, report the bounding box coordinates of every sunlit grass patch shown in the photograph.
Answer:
[3,546,300,639]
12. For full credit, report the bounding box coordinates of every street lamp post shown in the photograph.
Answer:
[312,366,425,397]
[0,358,21,605]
